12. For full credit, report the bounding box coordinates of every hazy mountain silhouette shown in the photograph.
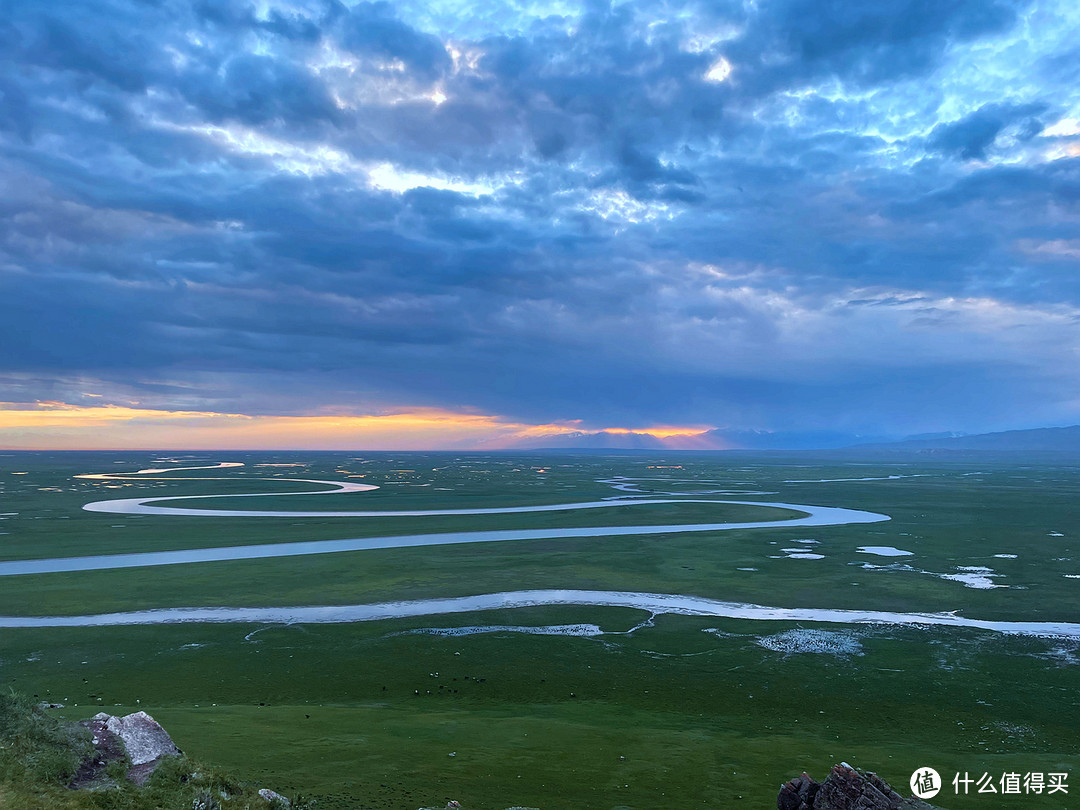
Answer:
[853,425,1080,452]
[512,424,1080,453]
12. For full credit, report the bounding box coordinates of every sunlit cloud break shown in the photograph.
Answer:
[0,402,711,451]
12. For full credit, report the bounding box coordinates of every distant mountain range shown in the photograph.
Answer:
[512,425,1080,453]
[852,425,1080,453]
[511,428,884,451]
[508,430,719,451]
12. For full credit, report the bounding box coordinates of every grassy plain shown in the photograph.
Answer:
[1,451,1078,808]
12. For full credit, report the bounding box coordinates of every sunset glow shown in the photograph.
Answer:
[0,402,711,451]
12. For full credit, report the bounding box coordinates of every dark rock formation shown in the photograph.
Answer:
[778,763,940,810]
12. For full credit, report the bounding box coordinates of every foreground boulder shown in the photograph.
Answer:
[70,710,181,788]
[779,763,939,810]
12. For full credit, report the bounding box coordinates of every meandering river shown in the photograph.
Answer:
[0,463,888,576]
[10,462,1070,638]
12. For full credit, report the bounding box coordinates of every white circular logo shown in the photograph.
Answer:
[911,767,941,799]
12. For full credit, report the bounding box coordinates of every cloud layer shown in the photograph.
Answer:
[2,0,1080,444]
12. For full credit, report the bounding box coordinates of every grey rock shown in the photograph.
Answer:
[105,711,180,766]
[104,710,182,785]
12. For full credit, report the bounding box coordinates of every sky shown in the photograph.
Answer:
[2,0,1080,449]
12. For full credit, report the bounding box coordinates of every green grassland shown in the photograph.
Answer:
[1,451,1078,808]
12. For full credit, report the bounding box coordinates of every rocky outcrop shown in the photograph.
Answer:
[779,764,940,810]
[69,710,181,788]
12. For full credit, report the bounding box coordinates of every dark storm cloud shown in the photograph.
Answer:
[340,2,452,77]
[180,54,344,127]
[2,0,1079,436]
[727,0,1019,89]
[927,102,1048,160]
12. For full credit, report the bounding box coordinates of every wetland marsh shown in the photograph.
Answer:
[1,451,1078,808]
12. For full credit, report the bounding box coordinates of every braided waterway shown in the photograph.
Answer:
[1,462,888,575]
[9,462,1076,638]
[2,589,1080,637]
